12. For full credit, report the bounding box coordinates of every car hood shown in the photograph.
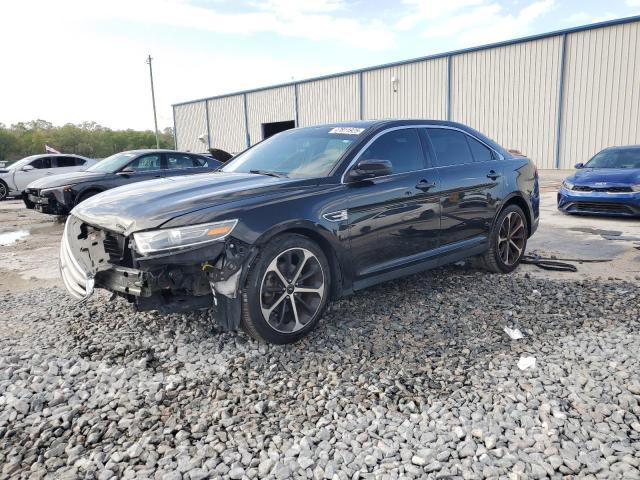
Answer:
[72,172,307,235]
[28,171,107,189]
[568,168,640,186]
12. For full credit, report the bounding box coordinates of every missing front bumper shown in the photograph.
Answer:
[59,216,254,329]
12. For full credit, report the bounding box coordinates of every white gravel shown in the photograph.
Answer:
[1,266,639,479]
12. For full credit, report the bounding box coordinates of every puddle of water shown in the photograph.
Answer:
[0,230,29,246]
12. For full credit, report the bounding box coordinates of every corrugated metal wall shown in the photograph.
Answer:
[208,95,246,153]
[298,74,359,126]
[174,101,207,153]
[451,37,563,169]
[173,19,640,168]
[246,86,295,145]
[362,58,448,120]
[559,21,640,168]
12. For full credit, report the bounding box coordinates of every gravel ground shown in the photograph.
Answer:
[1,267,640,479]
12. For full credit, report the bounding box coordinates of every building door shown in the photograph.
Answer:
[262,121,295,140]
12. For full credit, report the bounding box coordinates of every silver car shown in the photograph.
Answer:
[0,154,95,201]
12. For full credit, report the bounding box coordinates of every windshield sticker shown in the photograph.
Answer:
[329,127,365,135]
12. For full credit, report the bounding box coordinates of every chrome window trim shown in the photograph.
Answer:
[340,125,504,184]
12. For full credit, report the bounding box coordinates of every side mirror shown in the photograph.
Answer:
[21,165,35,172]
[118,167,135,175]
[574,162,584,169]
[347,159,392,182]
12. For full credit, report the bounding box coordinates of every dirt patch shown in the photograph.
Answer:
[0,199,64,292]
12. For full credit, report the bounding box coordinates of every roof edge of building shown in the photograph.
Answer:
[172,14,640,108]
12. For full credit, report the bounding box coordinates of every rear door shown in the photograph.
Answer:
[14,156,55,191]
[346,127,441,281]
[53,156,86,174]
[424,127,503,245]
[164,152,211,178]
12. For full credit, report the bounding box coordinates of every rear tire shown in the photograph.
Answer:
[481,204,528,273]
[241,234,331,344]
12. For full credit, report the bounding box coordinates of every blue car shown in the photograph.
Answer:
[558,146,640,217]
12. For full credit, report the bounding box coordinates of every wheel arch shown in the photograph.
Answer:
[75,186,104,204]
[498,193,533,237]
[253,221,345,299]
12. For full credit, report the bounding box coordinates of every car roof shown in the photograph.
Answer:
[122,149,207,155]
[23,153,90,159]
[295,119,509,157]
[297,119,467,130]
[603,145,640,151]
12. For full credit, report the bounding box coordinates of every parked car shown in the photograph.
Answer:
[558,145,640,217]
[24,149,222,215]
[60,120,539,344]
[0,154,95,201]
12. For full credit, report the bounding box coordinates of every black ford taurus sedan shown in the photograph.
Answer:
[24,149,221,215]
[60,120,539,344]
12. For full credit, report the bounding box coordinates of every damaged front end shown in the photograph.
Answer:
[59,215,256,330]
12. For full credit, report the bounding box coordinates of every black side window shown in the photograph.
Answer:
[128,154,162,171]
[190,155,207,167]
[360,128,423,174]
[427,129,474,167]
[30,157,52,169]
[466,136,494,162]
[167,153,202,169]
[56,157,78,168]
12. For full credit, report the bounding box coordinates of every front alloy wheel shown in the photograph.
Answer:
[0,181,8,201]
[242,234,331,344]
[260,248,325,333]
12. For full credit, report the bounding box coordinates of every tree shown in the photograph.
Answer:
[0,120,175,160]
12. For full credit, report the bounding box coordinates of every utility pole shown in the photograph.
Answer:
[146,54,160,148]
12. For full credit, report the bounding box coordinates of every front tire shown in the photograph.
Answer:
[480,204,528,273]
[241,234,331,344]
[75,190,99,206]
[0,181,8,201]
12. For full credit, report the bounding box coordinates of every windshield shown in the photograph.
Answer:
[585,149,640,169]
[221,126,362,178]
[87,152,137,173]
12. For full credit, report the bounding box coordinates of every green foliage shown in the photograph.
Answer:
[0,121,175,161]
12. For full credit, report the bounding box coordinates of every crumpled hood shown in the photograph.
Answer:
[27,171,106,189]
[568,168,640,186]
[71,172,301,235]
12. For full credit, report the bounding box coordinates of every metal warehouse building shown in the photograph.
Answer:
[173,16,640,169]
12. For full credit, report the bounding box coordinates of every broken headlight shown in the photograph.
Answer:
[133,219,238,255]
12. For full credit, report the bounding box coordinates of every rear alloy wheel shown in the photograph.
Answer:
[0,181,8,201]
[242,235,330,344]
[480,204,528,273]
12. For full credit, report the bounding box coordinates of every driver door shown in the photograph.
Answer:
[346,128,441,283]
[110,153,164,188]
[14,157,55,191]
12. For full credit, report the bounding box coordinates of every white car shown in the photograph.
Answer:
[0,154,95,201]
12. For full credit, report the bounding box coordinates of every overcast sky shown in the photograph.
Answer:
[1,0,639,131]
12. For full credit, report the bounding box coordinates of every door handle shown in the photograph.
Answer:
[415,179,436,191]
[486,170,501,180]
